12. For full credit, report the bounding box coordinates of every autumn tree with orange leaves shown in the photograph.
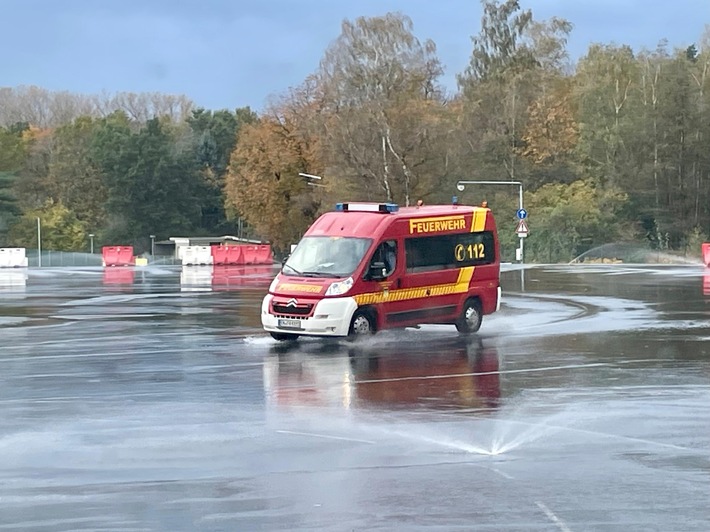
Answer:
[520,80,578,168]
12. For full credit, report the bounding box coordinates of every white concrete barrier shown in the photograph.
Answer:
[0,248,29,268]
[181,246,213,266]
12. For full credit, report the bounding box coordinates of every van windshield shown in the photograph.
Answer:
[283,236,372,278]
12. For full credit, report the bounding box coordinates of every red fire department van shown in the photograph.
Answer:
[261,201,501,340]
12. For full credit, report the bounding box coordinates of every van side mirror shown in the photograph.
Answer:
[367,261,387,280]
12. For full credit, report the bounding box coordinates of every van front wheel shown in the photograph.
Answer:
[349,309,375,337]
[456,298,482,334]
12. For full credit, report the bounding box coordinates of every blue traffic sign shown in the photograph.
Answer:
[516,209,528,220]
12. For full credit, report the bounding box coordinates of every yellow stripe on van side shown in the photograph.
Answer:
[353,267,475,307]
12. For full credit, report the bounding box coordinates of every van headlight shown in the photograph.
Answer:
[325,276,353,296]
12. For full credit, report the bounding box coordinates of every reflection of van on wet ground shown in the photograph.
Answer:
[263,336,500,411]
[262,202,501,340]
[349,337,500,410]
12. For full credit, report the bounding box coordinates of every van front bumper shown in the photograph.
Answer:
[261,294,358,337]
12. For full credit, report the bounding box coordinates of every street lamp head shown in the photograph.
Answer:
[299,172,322,180]
[150,235,155,239]
[456,183,465,192]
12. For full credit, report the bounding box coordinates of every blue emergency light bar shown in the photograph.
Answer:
[335,202,399,213]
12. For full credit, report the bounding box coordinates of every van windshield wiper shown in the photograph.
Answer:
[282,264,303,275]
[302,272,342,278]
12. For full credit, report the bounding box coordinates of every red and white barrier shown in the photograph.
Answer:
[702,243,710,267]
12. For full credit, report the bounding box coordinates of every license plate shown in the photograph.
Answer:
[278,318,302,329]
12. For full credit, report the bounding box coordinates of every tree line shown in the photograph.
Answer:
[1,0,709,262]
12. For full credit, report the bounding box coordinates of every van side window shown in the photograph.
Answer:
[405,231,495,272]
[370,240,397,277]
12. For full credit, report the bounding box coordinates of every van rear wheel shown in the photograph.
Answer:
[456,298,482,334]
[349,309,375,338]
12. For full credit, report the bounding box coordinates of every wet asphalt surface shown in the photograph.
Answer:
[1,263,709,531]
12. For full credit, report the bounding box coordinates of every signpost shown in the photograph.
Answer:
[456,180,528,263]
[515,219,529,236]
[37,217,42,268]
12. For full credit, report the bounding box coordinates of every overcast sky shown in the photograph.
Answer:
[2,0,708,111]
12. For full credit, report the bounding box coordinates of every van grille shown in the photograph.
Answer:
[272,302,314,316]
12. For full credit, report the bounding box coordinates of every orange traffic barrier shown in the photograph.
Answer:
[253,244,274,265]
[242,244,273,265]
[211,245,229,265]
[211,245,244,265]
[102,246,135,266]
[211,244,273,265]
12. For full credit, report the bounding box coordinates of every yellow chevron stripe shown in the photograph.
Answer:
[457,266,474,285]
[471,208,487,232]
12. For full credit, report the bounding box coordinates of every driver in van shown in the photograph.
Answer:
[367,241,397,278]
[383,241,397,276]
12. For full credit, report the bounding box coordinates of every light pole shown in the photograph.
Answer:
[36,217,42,268]
[150,235,155,256]
[89,233,95,254]
[298,172,322,180]
[456,180,525,264]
